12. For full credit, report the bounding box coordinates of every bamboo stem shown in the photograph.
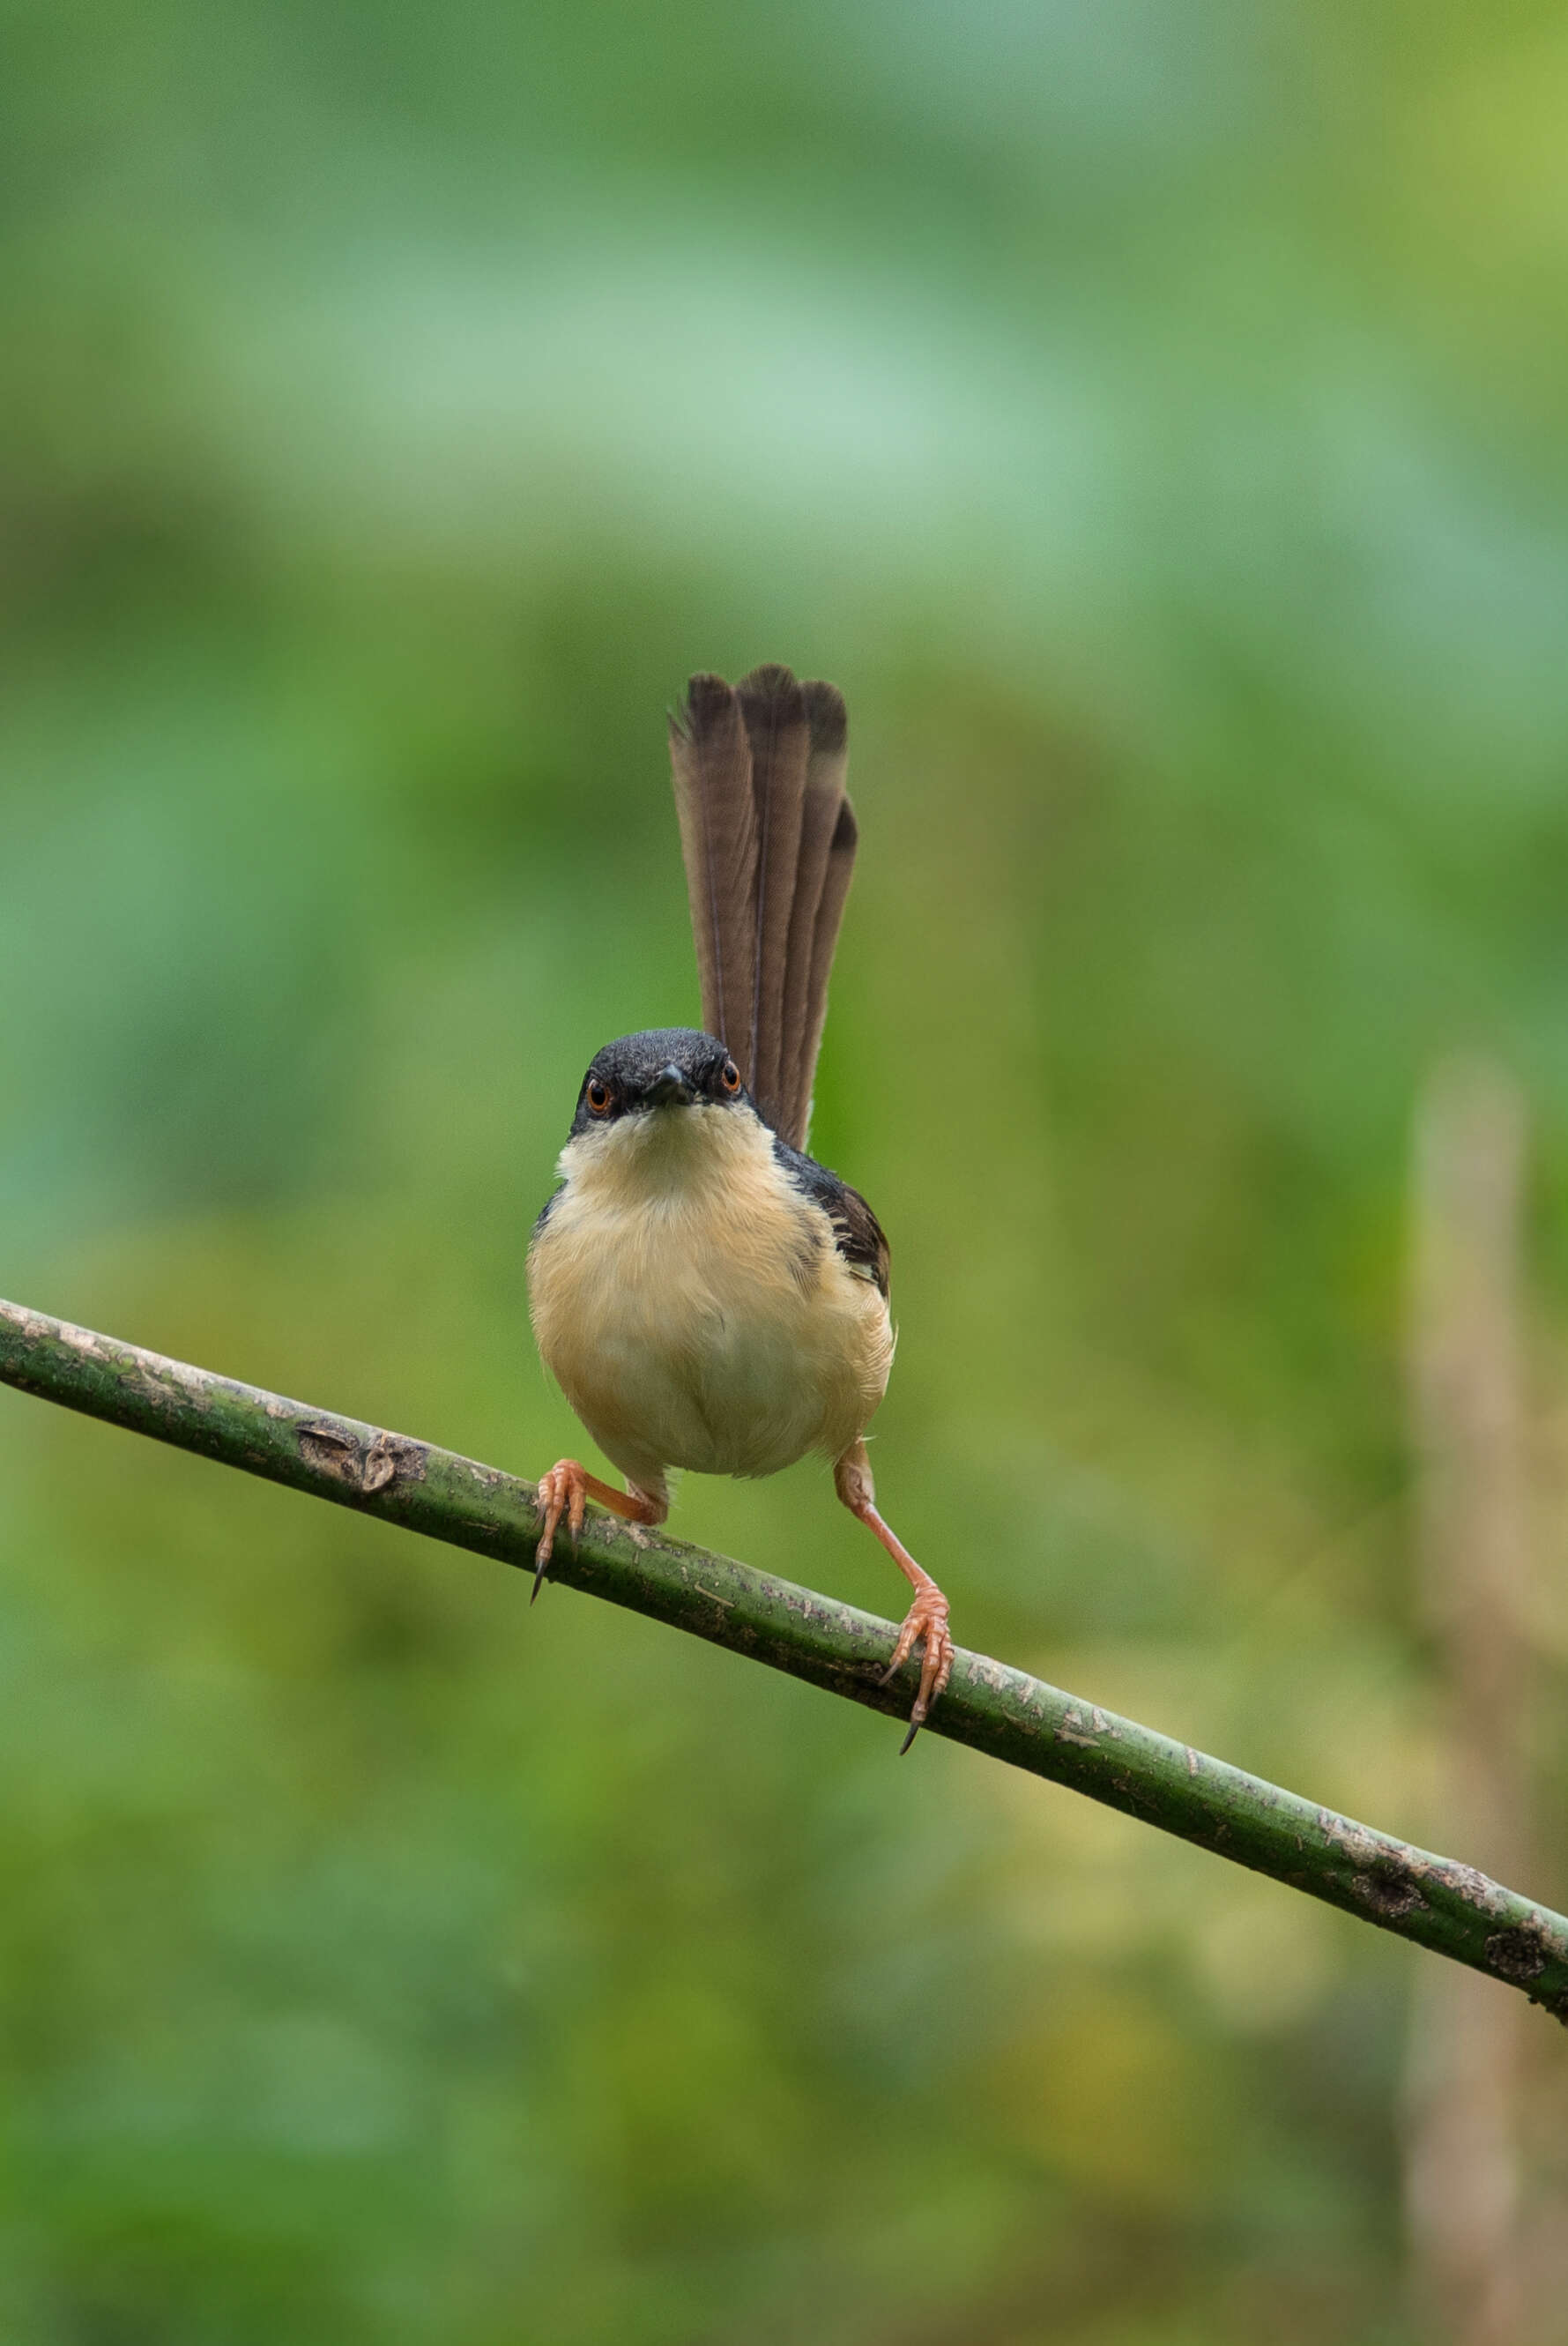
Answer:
[4,1294,1567,2022]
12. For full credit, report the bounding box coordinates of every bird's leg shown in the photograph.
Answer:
[835,1441,954,1753]
[531,1461,667,1600]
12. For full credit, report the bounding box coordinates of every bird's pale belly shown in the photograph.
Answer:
[575,1272,833,1480]
[528,1127,892,1493]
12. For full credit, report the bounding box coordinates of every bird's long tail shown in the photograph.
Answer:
[668,665,856,1153]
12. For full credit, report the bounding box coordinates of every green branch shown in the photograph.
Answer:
[4,1295,1565,2022]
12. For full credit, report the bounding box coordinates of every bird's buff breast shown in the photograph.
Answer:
[527,1107,892,1489]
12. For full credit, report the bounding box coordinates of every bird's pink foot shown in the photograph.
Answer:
[534,1459,591,1576]
[881,1584,955,1754]
[531,1461,666,1600]
[835,1442,956,1754]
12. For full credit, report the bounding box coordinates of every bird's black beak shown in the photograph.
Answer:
[647,1064,694,1108]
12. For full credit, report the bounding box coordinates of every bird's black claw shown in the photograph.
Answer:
[898,1717,921,1757]
[531,1555,549,1604]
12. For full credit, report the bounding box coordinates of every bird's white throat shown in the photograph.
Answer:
[556,1099,764,1204]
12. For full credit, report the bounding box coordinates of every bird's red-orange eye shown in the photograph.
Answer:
[721,1060,741,1093]
[586,1078,612,1114]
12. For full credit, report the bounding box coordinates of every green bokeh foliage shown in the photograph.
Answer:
[4,2,1567,2339]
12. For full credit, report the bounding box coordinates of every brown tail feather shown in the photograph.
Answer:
[736,664,810,1140]
[776,681,851,1151]
[668,666,856,1153]
[792,793,857,1150]
[668,674,758,1076]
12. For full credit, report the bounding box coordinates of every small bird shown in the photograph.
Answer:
[527,665,954,1746]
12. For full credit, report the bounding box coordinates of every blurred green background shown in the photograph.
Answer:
[4,3,1568,2340]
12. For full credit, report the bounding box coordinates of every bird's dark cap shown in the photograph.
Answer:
[568,1028,754,1136]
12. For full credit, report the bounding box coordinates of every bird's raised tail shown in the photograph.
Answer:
[668,665,856,1152]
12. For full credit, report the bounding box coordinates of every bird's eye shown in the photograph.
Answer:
[721,1059,741,1094]
[586,1077,612,1115]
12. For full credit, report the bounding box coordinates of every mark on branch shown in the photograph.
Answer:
[297,1424,427,1493]
[1319,1811,1515,1920]
[133,1359,195,1411]
[1319,1813,1394,1866]
[1485,1925,1549,1985]
[55,1320,108,1359]
[1351,1871,1426,1921]
[1424,1858,1514,1918]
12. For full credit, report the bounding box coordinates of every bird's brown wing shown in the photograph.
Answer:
[669,666,856,1152]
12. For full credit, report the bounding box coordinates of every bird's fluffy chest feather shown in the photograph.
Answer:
[527,1106,892,1490]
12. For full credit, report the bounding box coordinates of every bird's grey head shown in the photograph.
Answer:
[567,1028,756,1139]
